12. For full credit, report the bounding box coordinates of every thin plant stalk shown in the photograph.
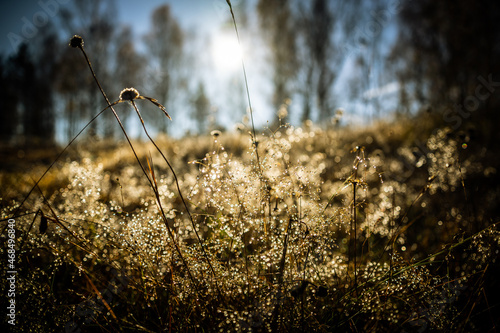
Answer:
[363,175,436,284]
[225,4,271,278]
[348,146,365,293]
[271,217,294,331]
[130,100,223,299]
[72,39,201,294]
[352,180,358,292]
[225,0,262,174]
[5,108,108,239]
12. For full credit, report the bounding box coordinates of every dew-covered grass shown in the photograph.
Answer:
[2,119,500,332]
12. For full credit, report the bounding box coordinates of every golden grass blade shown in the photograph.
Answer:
[142,95,172,120]
[82,271,119,322]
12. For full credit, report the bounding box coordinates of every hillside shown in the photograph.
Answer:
[1,115,499,332]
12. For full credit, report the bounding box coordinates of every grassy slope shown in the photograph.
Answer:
[1,113,500,332]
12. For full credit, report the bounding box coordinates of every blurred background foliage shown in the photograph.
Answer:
[0,0,499,145]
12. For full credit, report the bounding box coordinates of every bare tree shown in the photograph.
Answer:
[144,4,184,135]
[257,0,299,125]
[297,0,335,122]
[7,42,55,145]
[58,0,117,139]
[258,0,367,125]
[191,81,211,134]
[297,0,365,123]
[54,42,90,141]
[111,26,146,137]
[344,0,388,121]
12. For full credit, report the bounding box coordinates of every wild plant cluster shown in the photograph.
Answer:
[1,24,500,333]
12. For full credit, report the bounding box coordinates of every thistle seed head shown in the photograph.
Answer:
[119,88,140,101]
[70,35,84,48]
[211,130,221,137]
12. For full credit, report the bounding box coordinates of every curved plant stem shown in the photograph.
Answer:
[226,0,262,175]
[75,43,200,294]
[5,108,107,237]
[131,101,223,299]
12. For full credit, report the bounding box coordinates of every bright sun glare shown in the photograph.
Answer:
[212,34,243,72]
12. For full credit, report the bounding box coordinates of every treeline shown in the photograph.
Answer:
[257,0,500,131]
[1,0,499,145]
[0,1,191,145]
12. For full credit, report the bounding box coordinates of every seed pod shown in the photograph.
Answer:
[40,213,48,234]
[119,87,140,101]
[69,35,84,48]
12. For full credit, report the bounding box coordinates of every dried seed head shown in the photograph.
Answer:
[119,88,140,101]
[69,35,84,48]
[211,130,221,137]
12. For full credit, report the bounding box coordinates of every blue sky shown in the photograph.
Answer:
[0,0,234,55]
